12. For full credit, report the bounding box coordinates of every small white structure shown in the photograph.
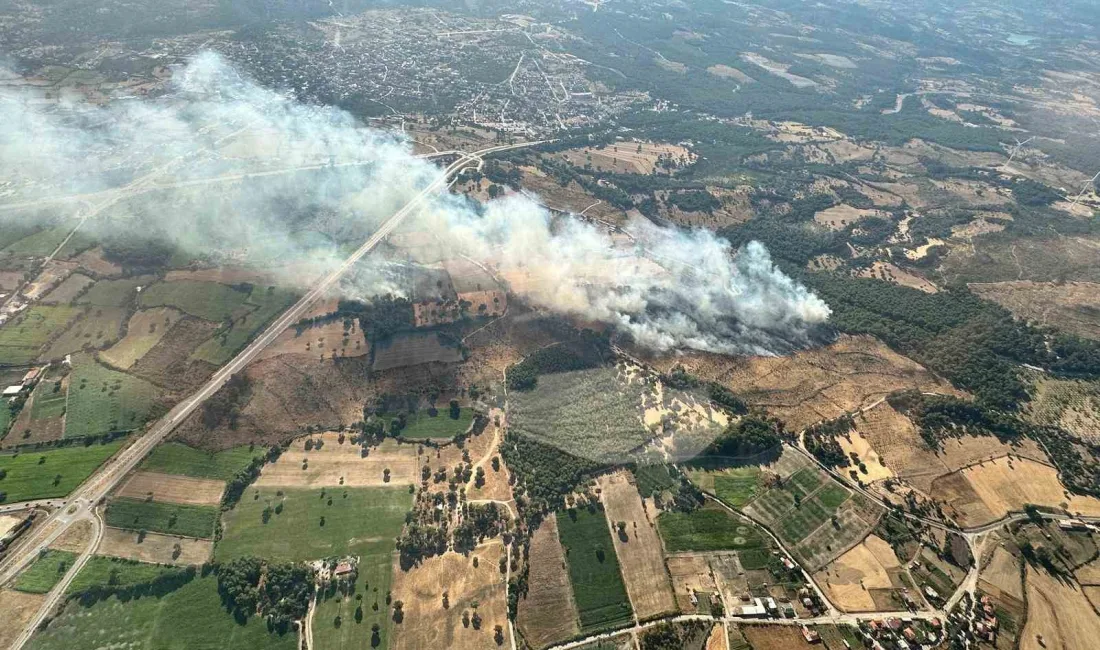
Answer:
[3,385,24,397]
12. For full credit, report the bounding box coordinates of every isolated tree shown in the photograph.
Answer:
[494,625,505,646]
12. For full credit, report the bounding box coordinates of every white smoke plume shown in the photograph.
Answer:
[0,52,830,355]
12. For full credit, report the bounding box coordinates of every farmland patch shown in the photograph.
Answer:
[105,498,219,539]
[372,331,463,371]
[15,549,76,593]
[1027,377,1100,443]
[1020,566,1100,650]
[658,502,768,554]
[557,505,634,633]
[814,535,905,612]
[0,440,123,502]
[77,275,155,307]
[980,547,1024,603]
[116,471,225,505]
[190,286,296,365]
[99,308,180,369]
[65,356,158,437]
[43,306,126,359]
[140,442,261,480]
[256,434,418,488]
[95,527,213,566]
[517,514,580,648]
[951,457,1100,524]
[0,305,83,365]
[40,273,94,304]
[971,281,1100,341]
[0,589,46,649]
[137,280,250,321]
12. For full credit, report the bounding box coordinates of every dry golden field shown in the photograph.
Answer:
[48,519,94,553]
[814,535,903,612]
[256,434,419,488]
[116,471,225,505]
[0,589,47,649]
[666,554,718,614]
[1020,566,1100,650]
[96,527,213,565]
[515,514,580,649]
[971,281,1100,341]
[100,307,180,369]
[979,547,1024,604]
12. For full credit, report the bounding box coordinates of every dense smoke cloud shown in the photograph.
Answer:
[0,52,830,355]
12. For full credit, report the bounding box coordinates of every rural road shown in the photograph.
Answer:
[0,139,550,649]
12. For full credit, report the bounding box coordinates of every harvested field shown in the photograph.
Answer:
[814,535,903,612]
[979,547,1024,603]
[96,527,213,565]
[971,281,1100,340]
[0,589,47,649]
[48,519,93,553]
[40,273,94,304]
[43,306,126,359]
[15,374,68,445]
[666,554,718,614]
[813,205,887,230]
[1087,586,1100,612]
[116,471,225,505]
[741,624,820,650]
[255,434,418,488]
[390,543,508,650]
[1027,378,1100,443]
[956,457,1100,523]
[517,514,580,648]
[598,471,677,619]
[651,336,959,431]
[372,331,463,371]
[1020,566,1100,650]
[99,308,180,369]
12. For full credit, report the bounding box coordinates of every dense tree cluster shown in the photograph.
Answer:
[216,557,313,632]
[453,502,505,553]
[499,431,605,522]
[803,415,855,468]
[659,366,748,415]
[505,336,610,391]
[101,229,178,270]
[705,416,783,459]
[222,445,282,510]
[396,522,448,570]
[666,190,720,213]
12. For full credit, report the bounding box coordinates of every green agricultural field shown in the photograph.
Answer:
[0,440,123,502]
[218,487,412,650]
[2,225,71,256]
[43,307,127,359]
[713,468,763,507]
[78,276,156,308]
[0,223,41,251]
[817,484,851,509]
[787,468,826,500]
[25,575,298,650]
[657,503,768,553]
[395,407,475,440]
[30,379,68,421]
[140,442,261,480]
[190,287,296,365]
[778,498,832,544]
[0,305,83,365]
[105,499,219,539]
[217,487,412,562]
[67,557,179,595]
[15,550,77,593]
[65,356,158,438]
[0,404,12,439]
[138,281,250,322]
[635,464,679,497]
[556,505,634,634]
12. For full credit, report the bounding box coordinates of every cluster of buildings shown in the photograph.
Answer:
[3,366,42,401]
[862,616,942,649]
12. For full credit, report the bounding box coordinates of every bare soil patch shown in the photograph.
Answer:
[130,316,220,392]
[391,542,508,650]
[741,624,820,650]
[516,514,580,649]
[1020,566,1100,650]
[1077,557,1100,585]
[960,457,1100,521]
[0,589,47,649]
[598,471,677,619]
[257,320,367,361]
[815,534,902,612]
[0,514,24,538]
[99,307,180,370]
[256,434,418,488]
[854,262,938,293]
[813,205,887,230]
[970,281,1100,340]
[116,471,225,505]
[979,547,1024,603]
[96,527,213,565]
[48,519,94,553]
[73,247,122,277]
[667,554,718,614]
[650,335,959,431]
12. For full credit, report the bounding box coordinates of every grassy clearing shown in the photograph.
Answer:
[25,575,298,650]
[635,465,678,497]
[0,305,83,365]
[67,557,178,595]
[140,442,260,481]
[713,468,763,507]
[15,550,77,594]
[2,226,71,256]
[65,356,158,438]
[44,307,126,359]
[30,380,67,421]
[78,276,155,308]
[557,506,634,634]
[190,287,296,365]
[657,503,768,553]
[218,487,412,562]
[395,407,474,440]
[105,499,218,539]
[0,440,123,502]
[817,484,851,509]
[138,281,250,322]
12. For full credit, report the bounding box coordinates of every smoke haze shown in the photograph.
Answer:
[0,52,830,355]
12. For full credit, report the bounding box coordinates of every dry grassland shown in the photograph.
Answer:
[979,547,1024,603]
[96,527,213,565]
[970,281,1100,341]
[256,434,418,488]
[855,262,938,293]
[1020,566,1100,650]
[1087,586,1100,612]
[41,273,94,304]
[390,543,508,650]
[597,471,677,619]
[959,457,1100,521]
[100,307,180,369]
[467,419,514,503]
[705,623,728,650]
[116,471,225,505]
[666,554,717,614]
[0,589,47,649]
[836,431,894,482]
[930,472,996,527]
[813,205,886,230]
[742,625,820,650]
[707,65,754,82]
[516,514,580,649]
[651,335,959,431]
[257,320,367,361]
[814,535,902,612]
[558,142,693,175]
[516,169,627,224]
[1077,558,1100,585]
[48,519,94,553]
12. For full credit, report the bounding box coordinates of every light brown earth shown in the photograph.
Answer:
[0,589,47,649]
[1020,566,1100,650]
[256,320,367,361]
[597,471,677,619]
[742,625,820,650]
[1027,377,1100,443]
[48,519,93,553]
[390,542,508,650]
[6,375,67,446]
[255,434,419,488]
[649,335,960,431]
[72,247,122,277]
[707,65,754,82]
[116,471,225,505]
[558,142,694,175]
[667,554,718,613]
[1087,586,1100,612]
[814,535,902,612]
[957,457,1100,523]
[23,260,75,301]
[99,307,180,369]
[705,623,729,650]
[516,514,580,649]
[95,527,213,565]
[979,547,1024,603]
[854,262,938,293]
[467,419,514,504]
[813,205,887,230]
[835,431,894,482]
[1077,557,1100,585]
[970,281,1100,340]
[0,514,24,538]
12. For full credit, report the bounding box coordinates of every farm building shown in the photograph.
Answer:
[3,385,24,397]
